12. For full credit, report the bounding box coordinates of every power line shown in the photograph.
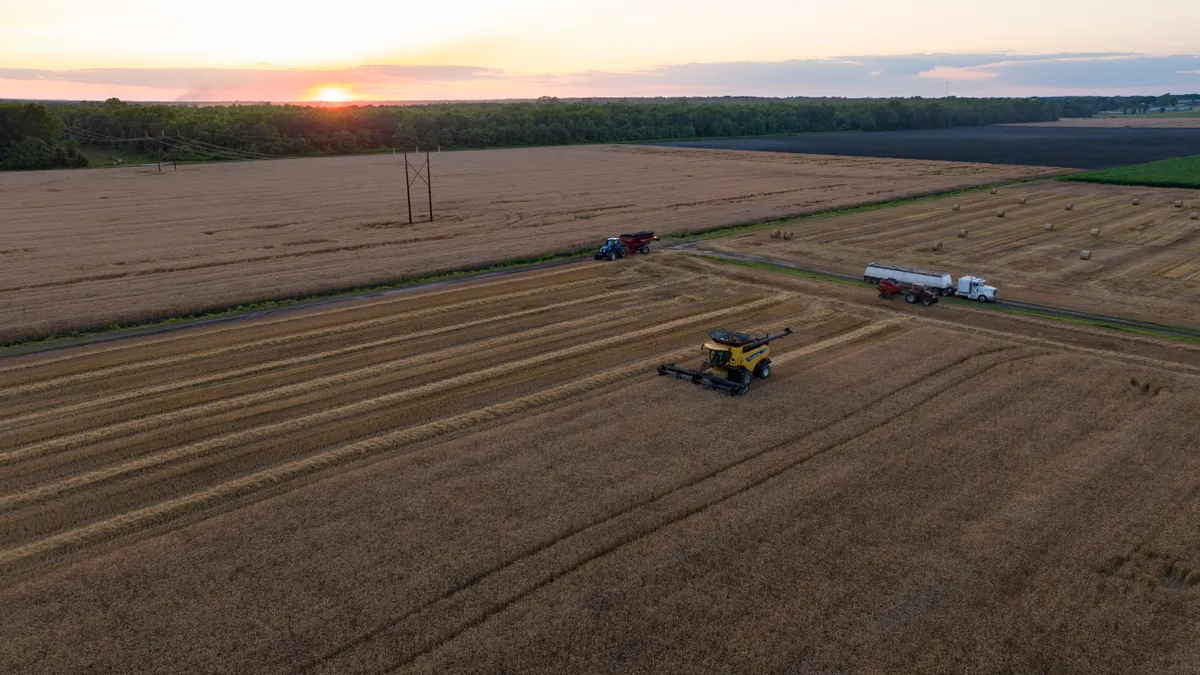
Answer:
[64,127,283,161]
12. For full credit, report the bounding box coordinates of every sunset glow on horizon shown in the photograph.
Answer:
[309,86,357,103]
[1,0,1198,101]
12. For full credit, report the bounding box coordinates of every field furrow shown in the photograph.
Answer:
[0,273,654,397]
[0,295,699,486]
[305,338,1036,672]
[5,256,1199,674]
[0,279,700,432]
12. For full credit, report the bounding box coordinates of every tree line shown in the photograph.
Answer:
[0,103,89,170]
[1049,94,1198,117]
[1,96,1086,170]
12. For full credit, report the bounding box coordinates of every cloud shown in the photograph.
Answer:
[2,52,1199,102]
[918,66,1000,81]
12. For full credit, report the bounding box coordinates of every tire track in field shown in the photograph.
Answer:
[914,313,1200,375]
[0,296,788,523]
[0,274,690,400]
[0,344,704,577]
[0,263,604,375]
[295,322,1006,673]
[358,346,1048,674]
[0,295,708,499]
[0,278,696,432]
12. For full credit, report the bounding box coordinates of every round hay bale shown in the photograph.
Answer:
[1065,203,1074,211]
[1175,200,1184,208]
[951,203,961,212]
[932,241,943,251]
[1191,212,1199,221]
[783,231,794,240]
[996,209,1006,217]
[1090,227,1101,236]
[1019,197,1027,205]
[1044,223,1055,231]
[1132,198,1141,206]
[990,188,998,194]
[770,230,781,239]
[1080,250,1092,260]
[957,229,969,238]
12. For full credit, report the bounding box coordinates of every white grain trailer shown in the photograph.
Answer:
[863,263,955,296]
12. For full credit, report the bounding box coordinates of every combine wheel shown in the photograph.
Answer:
[755,362,771,379]
[905,292,918,304]
[639,245,650,254]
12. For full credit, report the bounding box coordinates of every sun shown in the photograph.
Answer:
[312,86,353,103]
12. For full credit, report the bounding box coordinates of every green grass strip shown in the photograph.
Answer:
[1060,154,1200,189]
[690,254,860,285]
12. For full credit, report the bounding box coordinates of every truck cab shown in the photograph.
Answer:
[956,276,997,302]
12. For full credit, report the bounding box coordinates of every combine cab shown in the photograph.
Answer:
[659,327,793,396]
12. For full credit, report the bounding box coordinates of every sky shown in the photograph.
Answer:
[2,0,1199,101]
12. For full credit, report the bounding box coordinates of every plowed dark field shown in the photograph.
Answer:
[653,126,1200,169]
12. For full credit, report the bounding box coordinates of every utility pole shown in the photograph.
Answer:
[426,149,433,222]
[404,150,413,224]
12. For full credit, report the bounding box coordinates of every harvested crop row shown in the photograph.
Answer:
[0,342,703,575]
[0,273,686,399]
[0,279,698,432]
[306,338,1035,673]
[0,295,699,477]
[0,262,609,375]
[3,294,784,475]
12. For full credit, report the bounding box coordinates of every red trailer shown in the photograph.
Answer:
[619,231,659,254]
[877,279,939,306]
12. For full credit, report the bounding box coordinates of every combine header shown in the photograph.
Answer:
[659,327,793,396]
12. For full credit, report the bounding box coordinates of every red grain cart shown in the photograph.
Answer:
[619,231,659,254]
[877,279,939,306]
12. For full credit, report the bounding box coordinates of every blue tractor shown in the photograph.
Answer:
[594,237,627,261]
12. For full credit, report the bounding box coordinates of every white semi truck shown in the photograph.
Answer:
[863,263,997,302]
[954,275,998,302]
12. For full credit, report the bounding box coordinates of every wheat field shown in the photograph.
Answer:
[1,257,1198,673]
[0,145,1059,343]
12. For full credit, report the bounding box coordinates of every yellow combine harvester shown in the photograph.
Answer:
[658,327,793,396]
